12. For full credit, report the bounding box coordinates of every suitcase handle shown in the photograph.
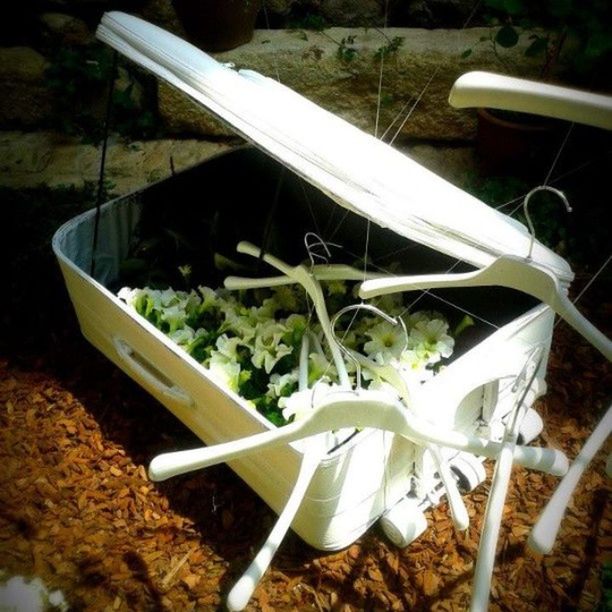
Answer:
[113,336,193,407]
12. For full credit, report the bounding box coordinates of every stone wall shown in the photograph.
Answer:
[0,8,546,142]
[157,26,543,141]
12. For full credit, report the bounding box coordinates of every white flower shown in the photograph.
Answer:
[118,286,162,313]
[178,263,192,281]
[268,371,299,398]
[273,284,302,311]
[208,353,241,392]
[280,382,335,421]
[280,389,314,421]
[405,310,442,330]
[198,286,218,310]
[363,320,406,362]
[117,286,137,304]
[374,291,404,315]
[168,326,195,346]
[258,297,279,319]
[285,313,307,334]
[283,314,308,346]
[182,290,203,314]
[160,287,180,307]
[251,320,292,374]
[215,334,244,361]
[221,302,256,341]
[408,318,454,365]
[160,304,188,333]
[396,350,435,384]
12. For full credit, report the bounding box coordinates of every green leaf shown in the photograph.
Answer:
[495,24,519,48]
[453,315,475,338]
[460,49,473,59]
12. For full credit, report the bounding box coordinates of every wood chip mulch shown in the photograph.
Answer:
[1,278,610,611]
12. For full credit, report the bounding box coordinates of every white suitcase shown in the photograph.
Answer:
[53,11,611,611]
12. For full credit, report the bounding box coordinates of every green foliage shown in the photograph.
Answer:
[466,0,612,84]
[337,35,358,62]
[374,36,404,60]
[462,157,611,271]
[379,92,395,108]
[111,82,158,141]
[45,45,113,143]
[462,173,569,252]
[45,43,161,143]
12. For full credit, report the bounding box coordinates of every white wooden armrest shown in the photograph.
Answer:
[449,71,612,130]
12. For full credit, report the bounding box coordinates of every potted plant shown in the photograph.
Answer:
[463,0,612,174]
[172,0,261,52]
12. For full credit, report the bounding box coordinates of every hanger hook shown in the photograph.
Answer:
[330,303,408,389]
[303,232,341,268]
[523,185,572,260]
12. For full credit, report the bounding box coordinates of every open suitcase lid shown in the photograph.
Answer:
[97,11,574,286]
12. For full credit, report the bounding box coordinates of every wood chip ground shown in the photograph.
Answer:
[1,276,610,610]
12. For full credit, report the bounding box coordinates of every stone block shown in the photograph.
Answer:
[39,12,94,46]
[0,47,54,127]
[157,27,544,141]
[0,131,231,194]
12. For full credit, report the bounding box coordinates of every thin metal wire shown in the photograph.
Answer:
[523,185,572,260]
[544,123,575,186]
[331,302,408,388]
[90,50,118,278]
[261,1,281,83]
[374,0,390,139]
[381,0,482,145]
[389,70,440,146]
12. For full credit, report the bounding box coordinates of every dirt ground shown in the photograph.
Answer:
[0,271,610,611]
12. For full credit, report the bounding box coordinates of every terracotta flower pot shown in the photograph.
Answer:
[476,108,562,176]
[173,0,261,52]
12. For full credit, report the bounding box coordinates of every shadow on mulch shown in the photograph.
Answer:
[1,206,611,609]
[5,292,609,609]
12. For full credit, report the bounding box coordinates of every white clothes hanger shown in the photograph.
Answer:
[359,255,612,361]
[528,403,612,555]
[470,347,544,612]
[230,241,351,387]
[224,333,326,611]
[225,263,384,290]
[449,71,612,601]
[150,243,568,482]
[329,303,470,533]
[449,71,612,131]
[362,73,612,362]
[226,440,324,611]
[341,304,470,530]
[148,388,568,481]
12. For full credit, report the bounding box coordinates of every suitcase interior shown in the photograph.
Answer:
[53,145,551,549]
